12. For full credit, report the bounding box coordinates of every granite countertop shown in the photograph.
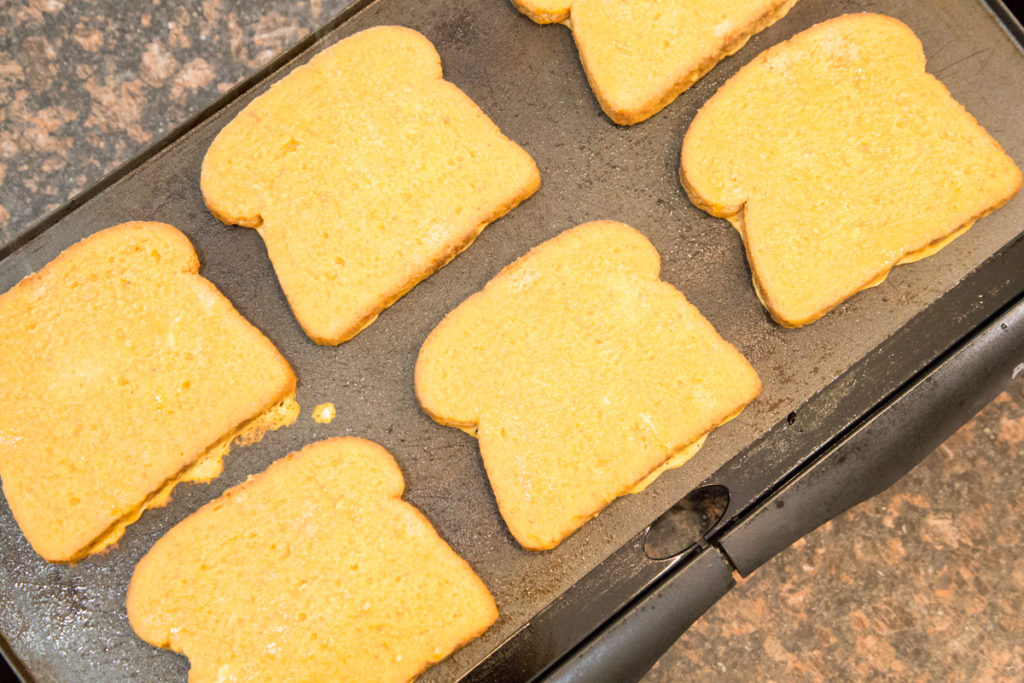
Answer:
[2,1,1022,680]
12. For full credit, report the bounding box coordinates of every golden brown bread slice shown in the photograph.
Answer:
[127,437,497,683]
[416,221,761,550]
[202,25,540,345]
[511,0,572,24]
[510,0,800,124]
[681,13,1023,328]
[0,222,296,563]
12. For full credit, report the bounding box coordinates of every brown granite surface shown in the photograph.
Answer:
[0,0,355,250]
[0,1,1022,681]
[645,378,1024,682]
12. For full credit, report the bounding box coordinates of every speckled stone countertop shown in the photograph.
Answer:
[646,380,1024,681]
[2,1,1022,680]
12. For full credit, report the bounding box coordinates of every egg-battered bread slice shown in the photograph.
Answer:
[127,437,497,683]
[510,0,800,124]
[416,221,760,550]
[0,222,296,563]
[202,25,540,345]
[681,13,1023,328]
[511,0,571,24]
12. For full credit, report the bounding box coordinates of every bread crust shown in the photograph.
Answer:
[127,437,497,682]
[416,221,760,550]
[680,13,1023,327]
[202,26,540,345]
[510,0,572,24]
[0,222,295,562]
[511,0,800,125]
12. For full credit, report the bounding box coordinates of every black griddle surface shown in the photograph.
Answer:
[1,0,1022,680]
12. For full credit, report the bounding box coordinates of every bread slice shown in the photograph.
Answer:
[511,0,572,24]
[127,437,497,682]
[202,25,540,345]
[681,13,1023,328]
[0,222,296,563]
[416,221,761,550]
[510,0,800,124]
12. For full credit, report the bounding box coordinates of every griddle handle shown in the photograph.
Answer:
[539,545,734,683]
[543,297,1024,683]
[719,297,1024,577]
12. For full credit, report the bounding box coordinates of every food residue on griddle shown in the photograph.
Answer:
[312,402,336,424]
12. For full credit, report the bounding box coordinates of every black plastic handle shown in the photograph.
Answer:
[719,296,1024,576]
[0,640,27,683]
[540,294,1024,682]
[540,546,734,683]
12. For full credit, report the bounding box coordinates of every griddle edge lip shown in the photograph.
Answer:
[983,0,1024,48]
[0,634,29,683]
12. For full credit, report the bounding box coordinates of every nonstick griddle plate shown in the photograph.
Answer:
[1,0,1023,680]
